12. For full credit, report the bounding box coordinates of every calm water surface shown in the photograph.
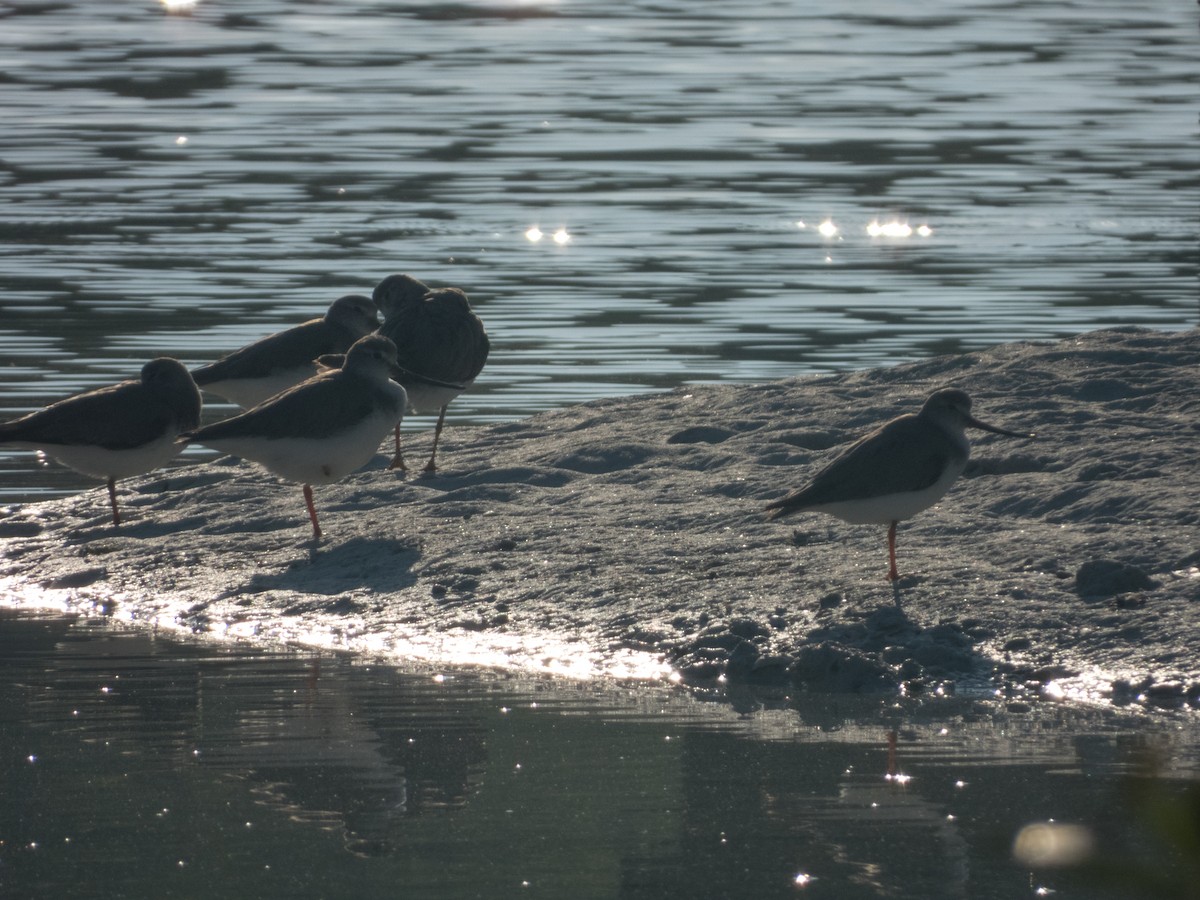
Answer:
[0,0,1195,502]
[2,609,1199,900]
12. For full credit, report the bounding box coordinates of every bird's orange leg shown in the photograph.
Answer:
[303,483,322,540]
[107,477,121,526]
[886,521,900,581]
[422,405,448,474]
[388,423,406,472]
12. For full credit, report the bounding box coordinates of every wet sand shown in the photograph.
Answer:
[2,327,1197,709]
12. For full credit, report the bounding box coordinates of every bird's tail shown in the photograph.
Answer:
[763,497,795,520]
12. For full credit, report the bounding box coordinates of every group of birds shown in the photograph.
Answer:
[0,274,489,539]
[0,274,1033,579]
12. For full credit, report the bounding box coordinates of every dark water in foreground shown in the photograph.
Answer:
[2,609,1198,900]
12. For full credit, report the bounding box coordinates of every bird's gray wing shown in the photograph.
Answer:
[765,416,955,516]
[0,380,177,450]
[190,373,385,443]
[381,291,488,385]
[192,319,333,383]
[311,355,465,391]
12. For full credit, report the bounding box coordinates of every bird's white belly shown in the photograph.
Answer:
[813,458,967,525]
[42,432,185,481]
[402,383,463,415]
[203,368,316,410]
[204,409,396,485]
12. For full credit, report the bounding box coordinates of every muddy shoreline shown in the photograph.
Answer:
[2,327,1197,709]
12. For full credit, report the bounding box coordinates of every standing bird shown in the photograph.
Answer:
[192,294,379,409]
[765,388,1033,581]
[186,334,407,540]
[0,358,202,525]
[372,273,489,474]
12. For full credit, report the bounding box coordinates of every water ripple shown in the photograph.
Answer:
[0,0,1194,501]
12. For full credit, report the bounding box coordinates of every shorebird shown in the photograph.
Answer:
[192,294,379,409]
[372,273,489,473]
[187,334,407,540]
[0,358,202,525]
[765,388,1033,581]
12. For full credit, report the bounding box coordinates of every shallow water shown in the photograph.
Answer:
[2,608,1198,900]
[0,0,1195,503]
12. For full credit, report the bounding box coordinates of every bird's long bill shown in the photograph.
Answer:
[967,414,1034,439]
